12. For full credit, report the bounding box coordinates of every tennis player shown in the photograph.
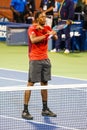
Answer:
[22,11,58,120]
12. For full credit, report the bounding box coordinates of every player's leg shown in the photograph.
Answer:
[41,81,57,117]
[40,59,57,117]
[22,61,36,120]
[41,81,48,110]
[22,60,43,120]
[22,82,34,120]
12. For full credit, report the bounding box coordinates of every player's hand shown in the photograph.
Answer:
[58,17,62,22]
[46,30,58,39]
[35,24,44,30]
[49,30,57,36]
[66,20,72,25]
[14,11,21,16]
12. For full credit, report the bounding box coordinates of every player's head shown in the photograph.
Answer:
[34,11,42,21]
[34,11,46,26]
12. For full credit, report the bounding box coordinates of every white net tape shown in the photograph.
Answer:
[0,84,87,91]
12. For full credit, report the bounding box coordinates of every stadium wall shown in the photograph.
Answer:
[0,0,13,21]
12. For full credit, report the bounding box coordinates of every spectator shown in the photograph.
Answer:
[73,0,78,9]
[40,0,55,27]
[82,0,87,50]
[74,0,84,20]
[10,0,31,23]
[82,0,87,30]
[52,0,74,54]
[25,0,36,24]
[26,0,35,15]
[75,0,84,13]
[53,0,60,26]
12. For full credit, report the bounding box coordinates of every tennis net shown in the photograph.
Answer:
[0,84,87,130]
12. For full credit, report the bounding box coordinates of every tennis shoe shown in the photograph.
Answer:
[50,48,56,52]
[64,49,70,54]
[42,108,57,117]
[22,110,33,120]
[50,48,61,53]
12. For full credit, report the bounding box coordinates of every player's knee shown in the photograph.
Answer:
[27,82,34,86]
[41,81,48,86]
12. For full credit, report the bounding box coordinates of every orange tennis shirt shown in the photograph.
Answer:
[28,25,52,60]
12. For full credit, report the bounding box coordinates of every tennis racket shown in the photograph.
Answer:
[52,21,81,32]
[53,21,81,32]
[48,21,82,39]
[53,24,68,32]
[48,24,68,39]
[62,20,81,25]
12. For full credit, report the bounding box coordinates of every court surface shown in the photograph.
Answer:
[0,68,87,130]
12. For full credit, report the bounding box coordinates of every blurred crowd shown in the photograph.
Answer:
[9,0,87,53]
[0,0,86,53]
[9,0,87,24]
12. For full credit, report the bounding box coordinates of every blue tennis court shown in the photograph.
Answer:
[0,68,87,130]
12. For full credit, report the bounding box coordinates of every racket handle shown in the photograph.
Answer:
[71,21,81,24]
[48,34,53,39]
[62,20,81,24]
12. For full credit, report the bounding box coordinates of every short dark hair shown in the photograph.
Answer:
[34,11,42,20]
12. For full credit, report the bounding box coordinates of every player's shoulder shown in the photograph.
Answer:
[28,24,36,31]
[29,24,36,29]
[44,25,51,30]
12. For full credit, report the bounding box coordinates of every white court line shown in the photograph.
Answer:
[0,68,27,73]
[0,76,27,83]
[52,75,87,81]
[0,68,87,81]
[0,68,87,92]
[0,115,81,130]
[0,76,87,92]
